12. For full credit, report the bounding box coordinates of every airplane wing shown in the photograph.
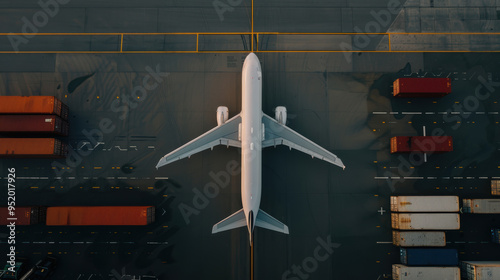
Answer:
[261,113,345,169]
[156,114,241,169]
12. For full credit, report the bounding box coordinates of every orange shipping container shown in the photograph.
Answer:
[0,138,67,158]
[0,96,68,120]
[46,206,155,226]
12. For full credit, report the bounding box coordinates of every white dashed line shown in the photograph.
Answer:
[402,112,422,115]
[373,112,388,114]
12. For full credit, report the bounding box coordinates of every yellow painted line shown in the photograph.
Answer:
[1,49,500,54]
[196,34,199,52]
[163,225,168,228]
[3,32,500,36]
[148,187,154,190]
[388,33,391,51]
[92,186,100,189]
[94,166,102,169]
[120,34,124,52]
[30,186,38,189]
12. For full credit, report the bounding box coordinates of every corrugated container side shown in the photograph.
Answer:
[392,264,460,280]
[390,136,453,153]
[0,115,68,136]
[461,261,500,280]
[462,199,500,214]
[393,78,452,97]
[0,207,33,225]
[392,213,400,229]
[392,231,446,247]
[393,231,401,246]
[0,138,66,158]
[46,206,155,226]
[61,103,69,120]
[390,196,459,212]
[0,96,68,120]
[391,213,460,230]
[400,248,458,266]
[392,264,400,280]
[492,180,500,196]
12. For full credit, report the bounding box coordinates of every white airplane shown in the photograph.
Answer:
[156,53,345,245]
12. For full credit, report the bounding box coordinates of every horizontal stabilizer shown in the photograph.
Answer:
[212,208,247,234]
[256,209,289,234]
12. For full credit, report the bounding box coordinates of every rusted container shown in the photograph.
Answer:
[391,136,453,153]
[0,115,68,136]
[393,78,451,97]
[46,206,155,226]
[0,138,67,158]
[0,96,68,120]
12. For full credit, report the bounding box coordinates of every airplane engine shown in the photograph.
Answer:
[217,106,229,126]
[274,106,287,125]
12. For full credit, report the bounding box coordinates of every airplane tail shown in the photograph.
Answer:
[256,209,289,234]
[212,209,247,233]
[212,208,289,234]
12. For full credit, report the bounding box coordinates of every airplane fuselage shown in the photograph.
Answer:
[241,53,262,241]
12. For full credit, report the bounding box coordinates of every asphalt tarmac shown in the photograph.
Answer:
[1,1,500,279]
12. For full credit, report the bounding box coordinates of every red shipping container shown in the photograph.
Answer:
[0,96,68,120]
[46,206,155,226]
[0,138,67,158]
[393,78,451,97]
[0,207,46,225]
[0,115,68,136]
[391,136,453,153]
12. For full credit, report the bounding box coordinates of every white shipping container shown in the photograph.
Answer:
[392,231,446,247]
[461,261,500,280]
[391,213,460,230]
[392,264,460,280]
[462,199,500,214]
[391,196,459,212]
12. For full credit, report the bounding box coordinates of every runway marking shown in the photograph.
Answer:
[389,112,398,114]
[376,241,392,244]
[427,177,437,179]
[148,146,155,149]
[372,112,387,114]
[476,112,485,114]
[492,177,500,179]
[425,112,435,114]
[374,177,389,180]
[402,112,422,115]
[489,112,499,114]
[479,177,489,179]
[155,177,169,180]
[403,177,423,179]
